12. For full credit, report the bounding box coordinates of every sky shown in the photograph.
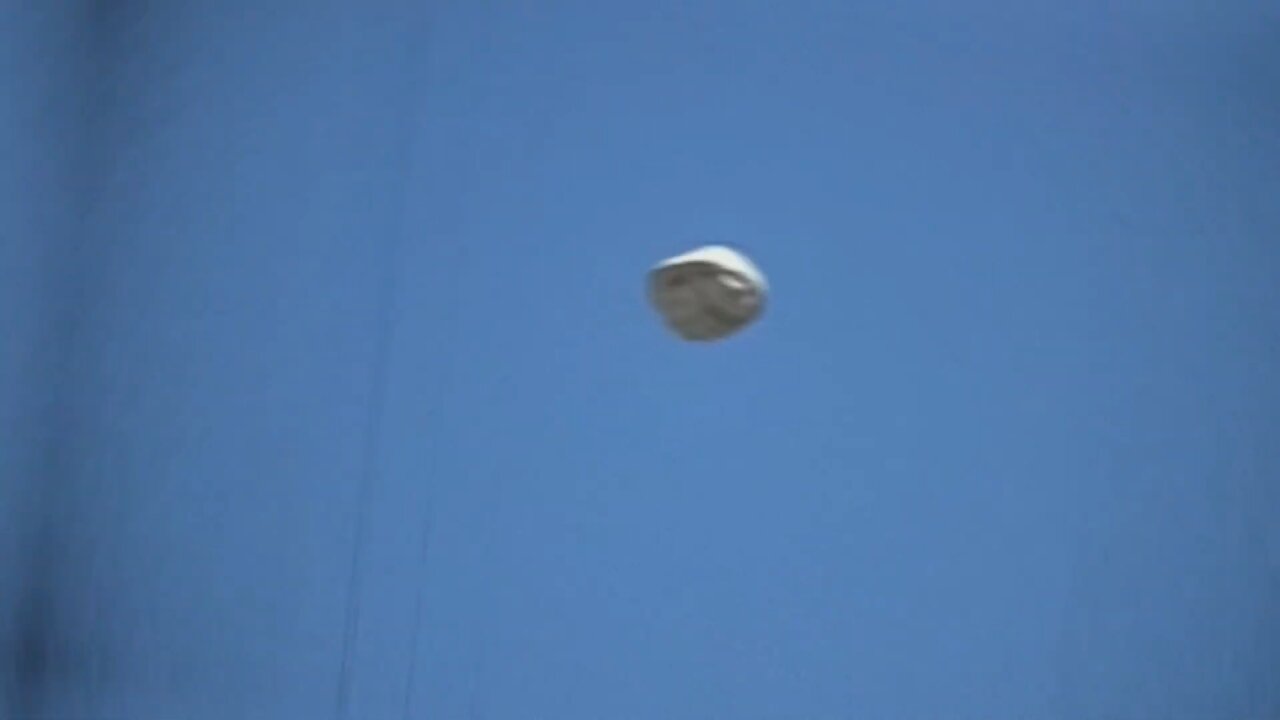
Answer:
[3,2,1279,719]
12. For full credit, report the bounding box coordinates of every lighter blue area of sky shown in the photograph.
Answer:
[3,2,1279,719]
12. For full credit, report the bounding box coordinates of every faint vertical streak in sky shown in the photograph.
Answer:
[335,4,435,719]
[401,505,436,720]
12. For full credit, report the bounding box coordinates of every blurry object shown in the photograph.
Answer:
[648,245,768,342]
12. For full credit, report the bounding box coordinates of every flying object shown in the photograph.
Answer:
[647,245,767,342]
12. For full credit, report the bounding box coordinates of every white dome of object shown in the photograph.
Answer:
[647,245,768,342]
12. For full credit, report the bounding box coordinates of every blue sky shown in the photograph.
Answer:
[4,2,1279,718]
